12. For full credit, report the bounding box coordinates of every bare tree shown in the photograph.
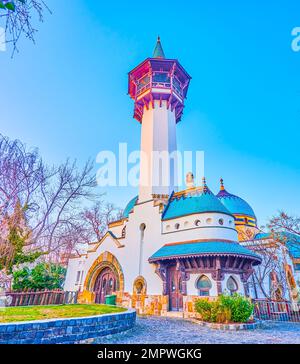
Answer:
[0,135,97,270]
[267,211,300,249]
[0,134,124,272]
[267,212,300,302]
[0,0,50,55]
[247,212,300,301]
[81,201,123,242]
[30,159,97,254]
[249,240,289,300]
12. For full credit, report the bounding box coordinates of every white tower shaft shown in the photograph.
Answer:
[139,100,178,202]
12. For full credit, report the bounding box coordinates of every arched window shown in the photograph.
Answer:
[140,223,146,233]
[139,224,146,275]
[133,276,147,295]
[196,275,212,296]
[227,276,238,295]
[135,281,143,294]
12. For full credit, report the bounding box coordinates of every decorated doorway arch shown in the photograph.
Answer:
[83,251,124,303]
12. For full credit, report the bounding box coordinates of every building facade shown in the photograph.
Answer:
[64,38,300,315]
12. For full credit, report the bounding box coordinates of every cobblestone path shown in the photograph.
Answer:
[94,316,300,344]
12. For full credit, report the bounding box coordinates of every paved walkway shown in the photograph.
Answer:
[94,316,300,344]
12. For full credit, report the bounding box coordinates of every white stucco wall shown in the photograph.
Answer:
[64,200,165,295]
[64,256,87,291]
[162,212,238,243]
[109,221,126,239]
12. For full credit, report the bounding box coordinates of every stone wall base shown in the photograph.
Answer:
[79,290,219,317]
[0,309,136,344]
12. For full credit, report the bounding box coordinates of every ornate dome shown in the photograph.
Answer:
[216,179,256,219]
[162,178,233,220]
[123,196,138,218]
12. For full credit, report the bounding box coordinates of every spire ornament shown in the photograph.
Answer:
[153,36,166,58]
[220,178,225,191]
[202,177,208,193]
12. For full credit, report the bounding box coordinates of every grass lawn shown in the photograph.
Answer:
[0,304,126,323]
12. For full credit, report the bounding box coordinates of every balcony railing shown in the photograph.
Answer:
[136,81,183,98]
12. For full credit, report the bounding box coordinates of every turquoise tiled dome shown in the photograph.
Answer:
[216,179,256,218]
[123,196,138,218]
[162,180,233,220]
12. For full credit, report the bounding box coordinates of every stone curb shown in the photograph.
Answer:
[188,318,262,330]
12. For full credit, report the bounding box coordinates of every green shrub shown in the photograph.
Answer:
[222,293,254,323]
[194,293,254,323]
[12,263,66,291]
[194,299,212,321]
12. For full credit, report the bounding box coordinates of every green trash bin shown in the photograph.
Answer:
[105,294,117,306]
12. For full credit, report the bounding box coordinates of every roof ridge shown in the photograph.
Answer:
[161,190,174,219]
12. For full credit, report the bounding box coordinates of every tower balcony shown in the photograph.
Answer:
[129,57,191,123]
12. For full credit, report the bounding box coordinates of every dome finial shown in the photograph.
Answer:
[153,36,165,58]
[220,178,225,191]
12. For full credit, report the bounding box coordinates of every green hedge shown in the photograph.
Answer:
[194,293,254,323]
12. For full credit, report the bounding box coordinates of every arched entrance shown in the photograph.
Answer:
[94,267,117,304]
[83,251,124,304]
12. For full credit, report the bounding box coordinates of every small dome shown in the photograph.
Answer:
[216,179,256,218]
[162,178,233,220]
[123,196,138,218]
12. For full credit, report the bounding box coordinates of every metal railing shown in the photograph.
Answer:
[136,81,183,98]
[253,299,300,322]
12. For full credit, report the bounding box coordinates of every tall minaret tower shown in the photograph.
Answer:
[128,37,191,202]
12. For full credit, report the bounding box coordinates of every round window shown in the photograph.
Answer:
[195,220,201,226]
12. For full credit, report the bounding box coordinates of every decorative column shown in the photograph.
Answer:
[176,260,190,295]
[155,263,168,295]
[212,257,224,296]
[241,268,254,297]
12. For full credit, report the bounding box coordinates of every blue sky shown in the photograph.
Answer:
[0,0,300,225]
